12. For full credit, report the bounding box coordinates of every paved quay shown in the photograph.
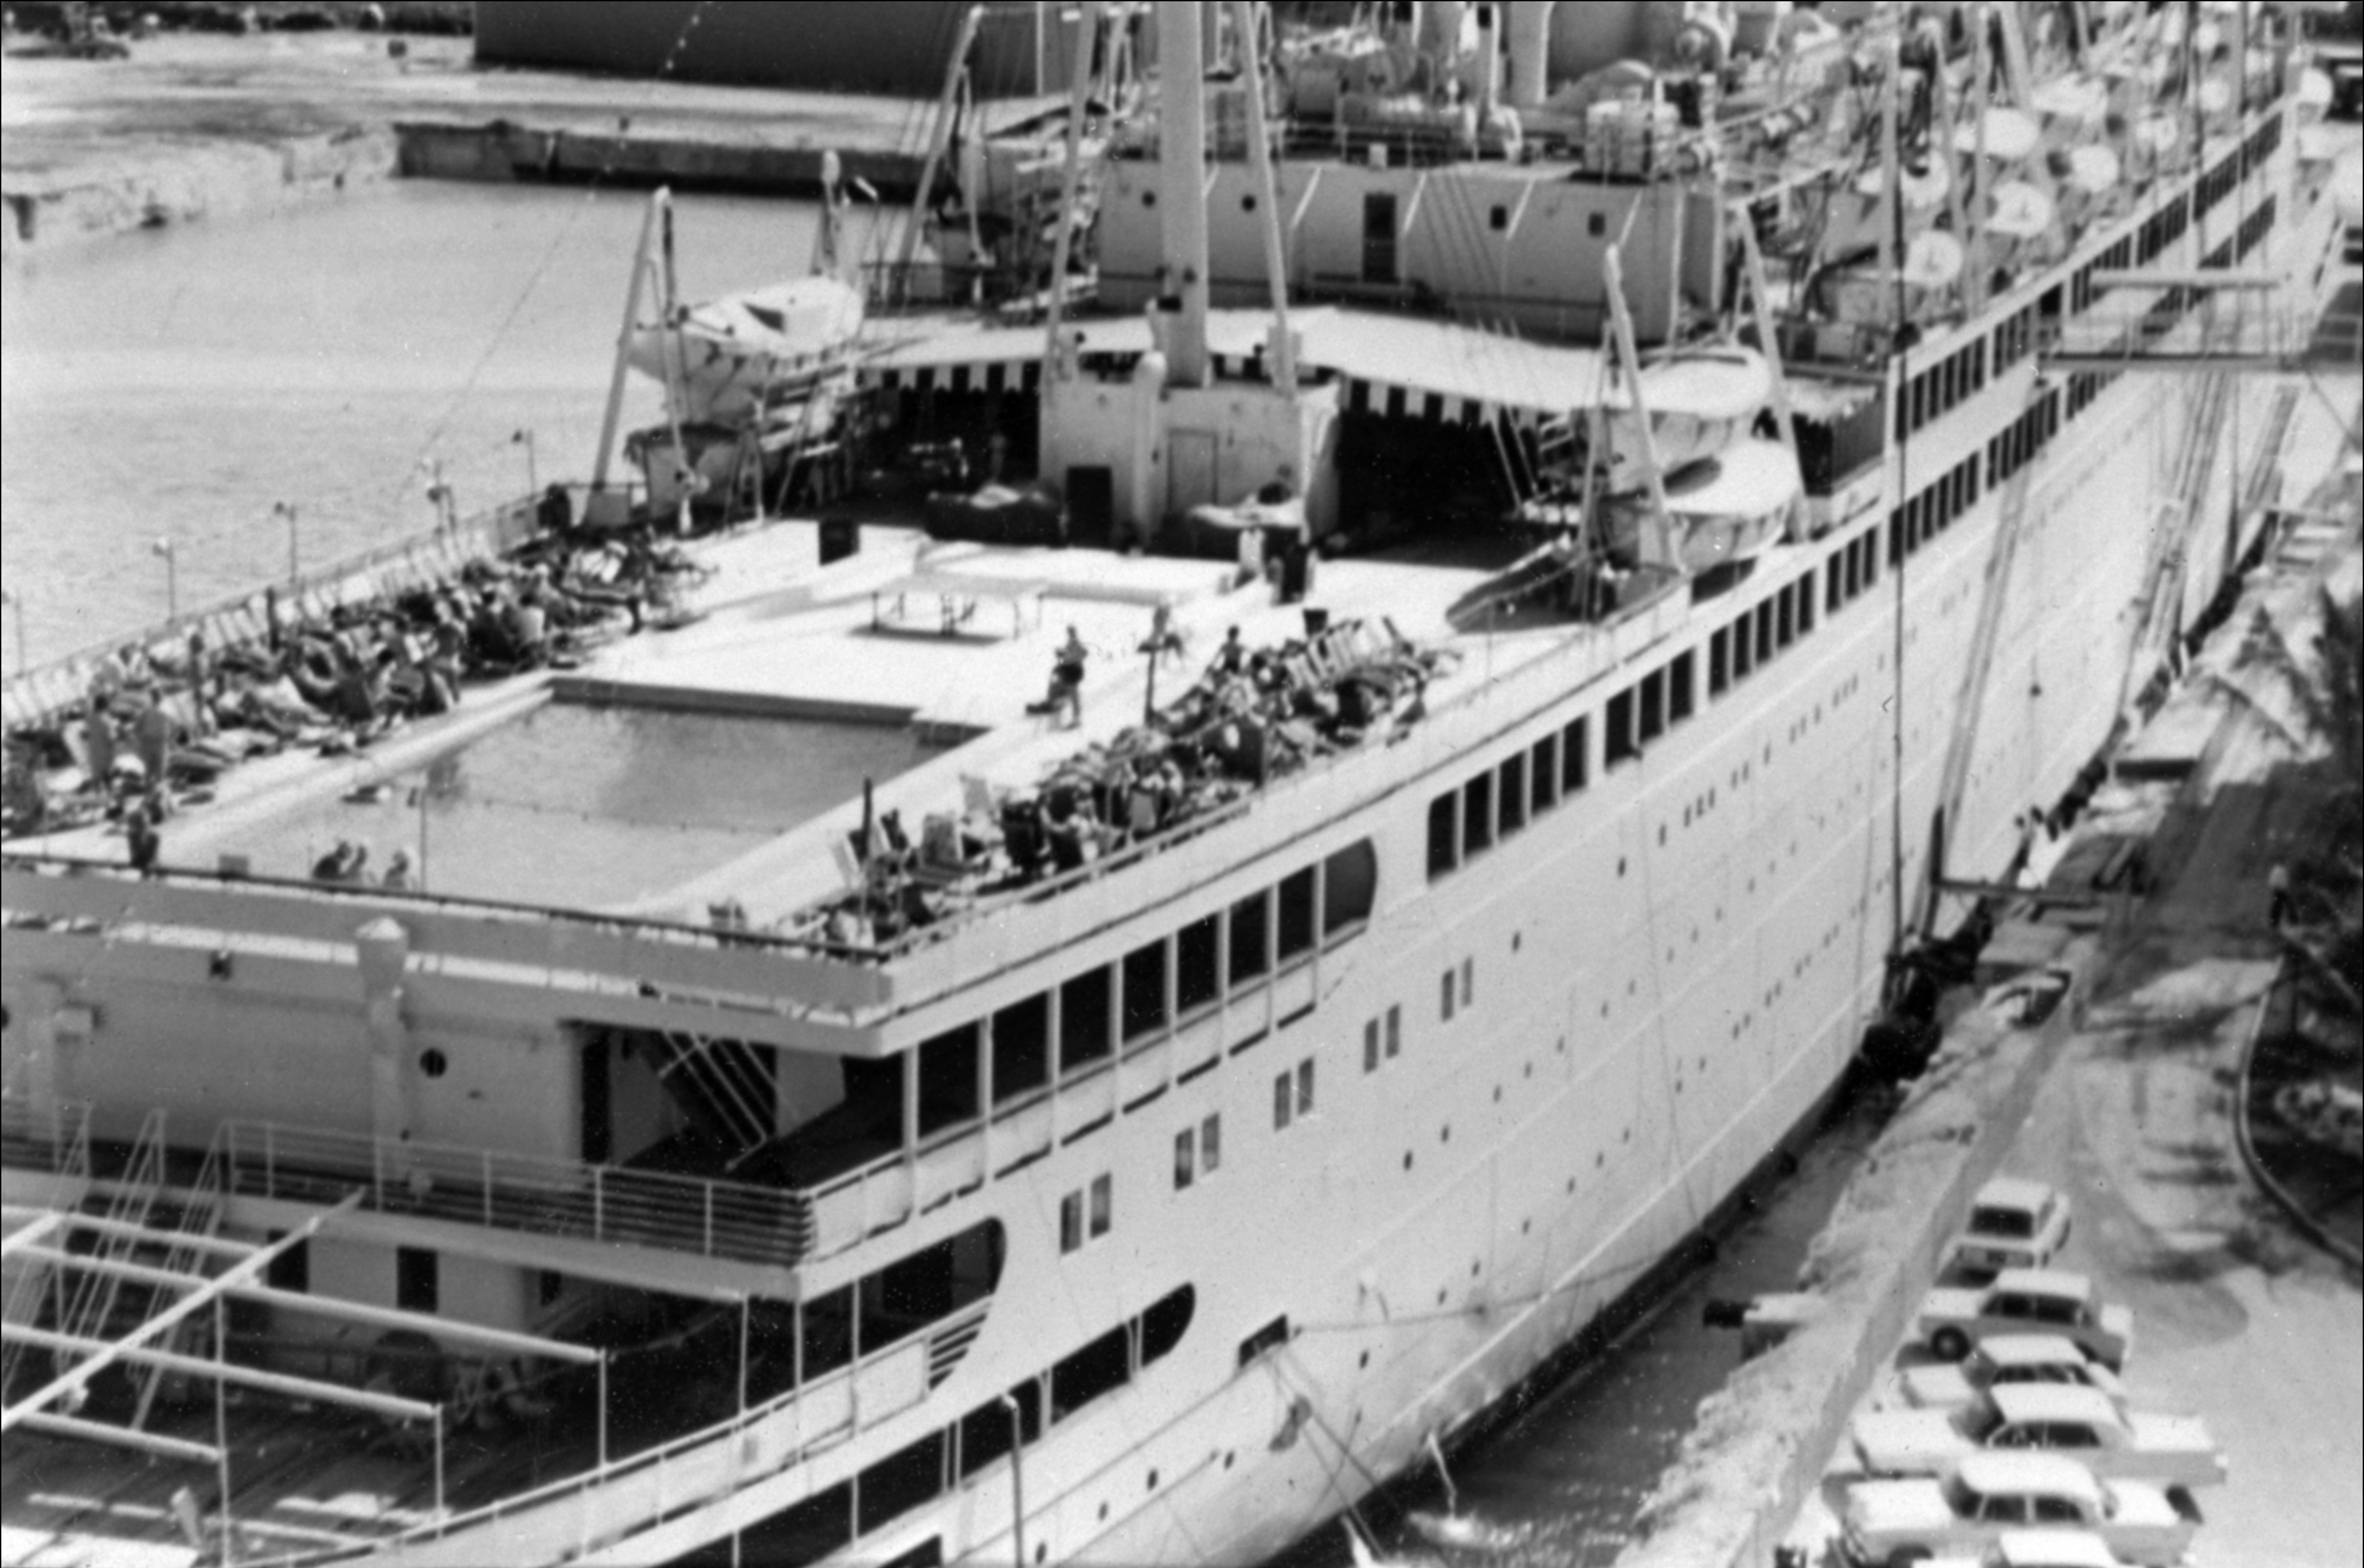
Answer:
[1609,378,2363,1568]
[1777,459,2364,1565]
[3,30,1018,253]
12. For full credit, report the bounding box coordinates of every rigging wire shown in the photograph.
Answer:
[391,0,730,517]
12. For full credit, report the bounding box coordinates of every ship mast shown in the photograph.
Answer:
[1157,0,1213,389]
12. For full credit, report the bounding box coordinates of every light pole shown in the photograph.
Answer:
[512,427,538,498]
[422,456,452,533]
[1,590,24,674]
[152,538,179,622]
[1,590,23,674]
[273,501,300,583]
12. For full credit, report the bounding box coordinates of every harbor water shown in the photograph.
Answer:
[0,181,868,673]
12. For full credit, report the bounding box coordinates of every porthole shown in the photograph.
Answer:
[1470,1261,1481,1277]
[1493,1086,1502,1103]
[1617,856,1627,877]
[1440,1125,1451,1144]
[1360,1349,1370,1369]
[1100,1503,1110,1522]
[419,1049,449,1079]
[1512,931,1522,952]
[1567,1177,1577,1192]
[1404,1151,1414,1171]
[1147,1470,1159,1491]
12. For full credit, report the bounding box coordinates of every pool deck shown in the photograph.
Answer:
[25,512,1556,930]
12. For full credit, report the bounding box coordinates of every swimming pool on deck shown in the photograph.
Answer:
[205,701,921,909]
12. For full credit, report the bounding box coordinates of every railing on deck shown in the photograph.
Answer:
[215,1121,813,1270]
[384,1297,991,1561]
[0,1096,91,1177]
[0,489,558,733]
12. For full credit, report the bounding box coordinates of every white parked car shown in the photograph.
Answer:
[1850,1384,2227,1491]
[1890,1334,2131,1414]
[1909,1531,2147,1568]
[1917,1269,2135,1372]
[1841,1453,2200,1568]
[1948,1178,2074,1277]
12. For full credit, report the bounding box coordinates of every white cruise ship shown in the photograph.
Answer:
[2,3,2348,1565]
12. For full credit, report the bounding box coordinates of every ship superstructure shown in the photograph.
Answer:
[3,3,2350,1565]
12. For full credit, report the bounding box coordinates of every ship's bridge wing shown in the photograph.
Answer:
[863,306,1614,429]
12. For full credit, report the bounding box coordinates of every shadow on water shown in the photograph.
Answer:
[1265,1076,1894,1568]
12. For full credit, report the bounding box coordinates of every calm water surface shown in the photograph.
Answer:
[0,181,864,672]
[200,704,920,908]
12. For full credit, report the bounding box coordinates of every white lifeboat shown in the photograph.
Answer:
[1606,437,1802,574]
[628,274,866,425]
[1599,346,1773,492]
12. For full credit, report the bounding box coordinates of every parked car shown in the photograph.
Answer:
[1978,1532,2149,1568]
[1850,1384,2226,1491]
[1917,1269,2134,1371]
[1841,1453,2200,1568]
[1908,1532,2149,1568]
[1948,1178,2074,1277]
[1889,1334,2130,1414]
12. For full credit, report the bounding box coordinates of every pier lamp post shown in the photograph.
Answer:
[512,427,538,498]
[152,538,179,622]
[273,501,300,584]
[1,590,25,674]
[422,456,453,533]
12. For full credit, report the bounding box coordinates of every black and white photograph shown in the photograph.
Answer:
[2,3,2359,1564]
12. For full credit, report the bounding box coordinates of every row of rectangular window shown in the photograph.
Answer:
[1057,1173,1114,1253]
[1706,575,1815,699]
[2070,235,2134,316]
[2235,194,2276,260]
[1604,647,1699,767]
[1825,529,1883,618]
[1985,388,2061,492]
[2137,198,2191,267]
[921,840,1378,1133]
[1363,1004,1404,1070]
[1273,1058,1317,1129]
[1426,714,1592,879]
[1891,450,1984,565]
[1898,337,1988,439]
[1991,301,2040,374]
[1439,958,1472,1021]
[1173,1114,1222,1188]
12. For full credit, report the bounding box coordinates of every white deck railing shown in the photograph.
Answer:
[215,1121,814,1269]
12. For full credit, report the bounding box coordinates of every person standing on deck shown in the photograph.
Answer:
[81,699,118,782]
[2267,863,2293,929]
[1041,626,1088,729]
